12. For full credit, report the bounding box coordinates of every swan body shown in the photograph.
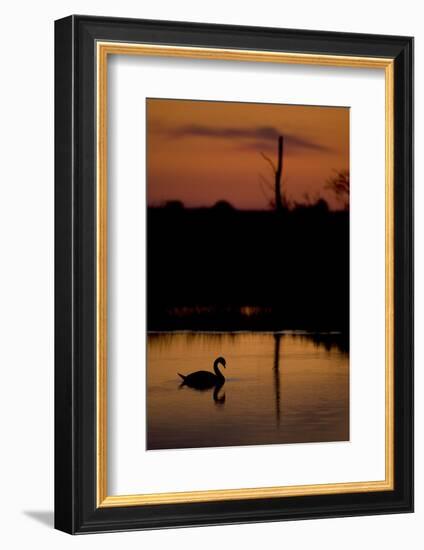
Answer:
[178,357,226,389]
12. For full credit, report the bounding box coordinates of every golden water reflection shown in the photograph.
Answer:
[147,332,349,450]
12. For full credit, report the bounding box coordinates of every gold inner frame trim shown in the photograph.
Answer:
[96,41,395,508]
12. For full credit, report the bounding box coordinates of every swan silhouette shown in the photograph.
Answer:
[178,356,226,389]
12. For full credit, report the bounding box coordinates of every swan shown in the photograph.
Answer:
[178,356,226,389]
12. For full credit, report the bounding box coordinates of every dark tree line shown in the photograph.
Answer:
[147,203,349,332]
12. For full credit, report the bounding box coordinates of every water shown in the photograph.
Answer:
[147,332,349,450]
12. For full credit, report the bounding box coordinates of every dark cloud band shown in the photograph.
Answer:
[164,124,332,153]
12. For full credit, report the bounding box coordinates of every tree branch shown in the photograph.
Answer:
[260,152,276,173]
[259,173,274,192]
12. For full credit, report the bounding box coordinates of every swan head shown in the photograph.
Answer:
[214,356,226,369]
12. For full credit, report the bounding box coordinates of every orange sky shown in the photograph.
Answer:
[147,98,349,210]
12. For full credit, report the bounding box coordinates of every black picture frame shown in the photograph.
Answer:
[55,15,413,534]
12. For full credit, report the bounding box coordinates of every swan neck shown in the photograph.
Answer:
[213,360,224,379]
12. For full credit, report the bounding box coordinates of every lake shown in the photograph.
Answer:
[147,332,349,450]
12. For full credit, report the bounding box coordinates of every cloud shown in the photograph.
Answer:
[162,124,333,154]
[171,124,280,141]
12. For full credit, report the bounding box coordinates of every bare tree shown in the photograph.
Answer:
[326,169,349,210]
[259,135,284,212]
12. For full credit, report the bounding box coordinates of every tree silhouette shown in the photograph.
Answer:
[326,169,349,210]
[259,135,285,212]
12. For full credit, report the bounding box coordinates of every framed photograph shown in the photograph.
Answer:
[55,15,413,533]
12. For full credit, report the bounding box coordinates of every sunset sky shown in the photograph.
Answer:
[147,98,349,210]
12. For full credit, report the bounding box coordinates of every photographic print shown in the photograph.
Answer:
[146,98,350,451]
